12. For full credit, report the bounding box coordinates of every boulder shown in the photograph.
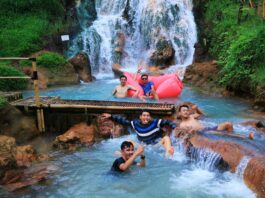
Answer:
[149,38,175,67]
[0,136,16,171]
[113,32,126,64]
[0,105,40,143]
[0,164,55,192]
[244,157,265,198]
[53,122,96,150]
[69,52,93,82]
[97,116,124,138]
[178,130,265,197]
[15,145,38,168]
[188,134,253,172]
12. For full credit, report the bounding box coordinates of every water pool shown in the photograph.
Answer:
[16,78,263,197]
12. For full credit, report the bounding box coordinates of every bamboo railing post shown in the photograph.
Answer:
[30,58,45,132]
[263,0,265,19]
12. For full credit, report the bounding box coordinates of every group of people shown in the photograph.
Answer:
[112,72,159,101]
[102,104,234,173]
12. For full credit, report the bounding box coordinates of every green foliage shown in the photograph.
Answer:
[0,0,64,17]
[204,0,265,95]
[37,52,67,69]
[0,15,48,57]
[0,66,28,91]
[0,95,7,108]
[0,0,65,57]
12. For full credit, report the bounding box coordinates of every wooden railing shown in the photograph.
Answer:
[0,57,45,132]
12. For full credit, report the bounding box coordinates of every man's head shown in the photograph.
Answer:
[178,104,190,120]
[120,75,127,86]
[120,141,134,160]
[141,74,149,84]
[139,110,152,124]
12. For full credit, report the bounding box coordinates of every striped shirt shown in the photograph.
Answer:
[111,115,176,144]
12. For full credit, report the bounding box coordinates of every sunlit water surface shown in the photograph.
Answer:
[16,78,262,197]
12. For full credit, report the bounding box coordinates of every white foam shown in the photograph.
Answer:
[170,168,256,198]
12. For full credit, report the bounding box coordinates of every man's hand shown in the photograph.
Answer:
[135,144,144,156]
[101,113,111,119]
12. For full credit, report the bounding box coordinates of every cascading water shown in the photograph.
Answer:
[67,0,197,75]
[235,156,251,179]
[189,147,225,171]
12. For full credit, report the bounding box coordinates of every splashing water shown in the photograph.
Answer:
[189,147,223,171]
[235,156,251,179]
[68,0,197,74]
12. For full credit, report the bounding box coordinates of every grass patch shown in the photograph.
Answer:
[0,65,28,91]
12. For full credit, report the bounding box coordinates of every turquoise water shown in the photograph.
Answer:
[16,78,263,198]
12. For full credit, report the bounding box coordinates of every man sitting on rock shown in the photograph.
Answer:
[110,141,145,173]
[102,110,175,156]
[178,104,233,134]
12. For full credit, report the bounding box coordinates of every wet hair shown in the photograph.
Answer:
[120,75,127,80]
[140,109,151,116]
[141,74,148,79]
[120,141,134,150]
[178,104,189,112]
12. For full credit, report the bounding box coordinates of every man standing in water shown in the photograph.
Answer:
[113,75,142,99]
[178,104,233,133]
[111,141,145,173]
[102,110,175,156]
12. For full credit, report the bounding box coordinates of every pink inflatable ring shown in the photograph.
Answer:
[123,72,183,98]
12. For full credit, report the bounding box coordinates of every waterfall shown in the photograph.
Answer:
[235,156,251,179]
[189,147,224,171]
[67,0,197,75]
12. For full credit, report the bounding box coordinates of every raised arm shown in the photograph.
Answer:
[134,61,144,81]
[190,105,204,119]
[102,113,131,126]
[112,87,117,96]
[119,145,144,171]
[159,119,177,129]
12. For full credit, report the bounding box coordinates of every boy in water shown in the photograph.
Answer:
[111,141,145,172]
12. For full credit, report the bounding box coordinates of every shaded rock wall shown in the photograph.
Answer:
[0,105,40,143]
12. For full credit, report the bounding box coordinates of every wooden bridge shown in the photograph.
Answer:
[11,96,177,132]
[11,96,176,115]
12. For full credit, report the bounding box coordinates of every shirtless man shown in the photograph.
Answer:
[178,104,233,133]
[113,75,140,98]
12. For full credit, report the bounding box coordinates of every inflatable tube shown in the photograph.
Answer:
[124,72,183,98]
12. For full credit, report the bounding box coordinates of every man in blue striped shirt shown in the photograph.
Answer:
[102,111,176,156]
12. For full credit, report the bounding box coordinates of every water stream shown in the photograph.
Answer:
[3,0,263,197]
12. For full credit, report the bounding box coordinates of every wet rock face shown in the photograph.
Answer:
[150,38,175,67]
[180,131,265,197]
[0,136,17,171]
[97,116,125,138]
[188,135,252,172]
[53,122,96,150]
[0,164,54,192]
[244,157,265,198]
[69,52,93,82]
[0,105,40,143]
[0,135,49,191]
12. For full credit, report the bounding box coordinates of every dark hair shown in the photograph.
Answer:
[140,109,151,116]
[120,75,127,80]
[141,74,148,79]
[120,141,134,150]
[178,104,189,112]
